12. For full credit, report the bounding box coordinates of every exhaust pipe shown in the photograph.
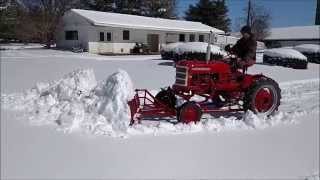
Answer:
[206,31,213,63]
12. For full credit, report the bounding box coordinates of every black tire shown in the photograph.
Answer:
[244,77,281,116]
[177,102,202,124]
[155,88,177,109]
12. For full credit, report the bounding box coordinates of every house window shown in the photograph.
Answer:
[199,35,204,42]
[99,32,104,41]
[65,31,78,40]
[106,32,112,41]
[179,34,185,42]
[189,34,195,42]
[123,30,130,40]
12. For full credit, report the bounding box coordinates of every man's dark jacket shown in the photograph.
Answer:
[231,35,257,61]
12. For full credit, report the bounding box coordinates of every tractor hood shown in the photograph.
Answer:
[176,60,231,74]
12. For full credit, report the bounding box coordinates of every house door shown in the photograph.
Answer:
[147,34,159,52]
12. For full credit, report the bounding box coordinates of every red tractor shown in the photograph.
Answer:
[128,55,281,125]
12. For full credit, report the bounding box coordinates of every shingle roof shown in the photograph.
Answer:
[70,9,225,34]
[265,26,320,40]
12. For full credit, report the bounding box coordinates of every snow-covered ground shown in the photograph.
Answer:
[294,44,320,54]
[1,48,319,179]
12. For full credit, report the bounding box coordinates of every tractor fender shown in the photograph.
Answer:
[242,74,267,89]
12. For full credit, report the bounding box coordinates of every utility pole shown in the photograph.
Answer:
[316,0,320,25]
[246,0,251,26]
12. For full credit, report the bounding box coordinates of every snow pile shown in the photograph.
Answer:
[93,70,134,133]
[304,174,320,180]
[264,48,307,60]
[294,44,320,54]
[161,42,226,56]
[0,43,45,50]
[161,42,183,52]
[1,69,134,136]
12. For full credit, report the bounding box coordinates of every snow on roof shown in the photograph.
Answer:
[70,9,224,34]
[264,48,307,60]
[265,26,320,40]
[294,44,320,54]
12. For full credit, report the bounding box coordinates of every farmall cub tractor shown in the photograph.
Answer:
[128,35,281,125]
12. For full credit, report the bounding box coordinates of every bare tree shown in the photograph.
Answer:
[15,8,38,42]
[15,0,80,48]
[234,1,271,40]
[141,0,177,19]
[81,0,177,19]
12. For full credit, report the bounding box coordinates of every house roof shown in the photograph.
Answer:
[265,25,320,40]
[70,9,225,34]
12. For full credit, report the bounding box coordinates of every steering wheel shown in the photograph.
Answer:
[229,57,239,71]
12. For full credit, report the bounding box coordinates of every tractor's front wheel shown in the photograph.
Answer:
[244,77,281,116]
[178,102,202,124]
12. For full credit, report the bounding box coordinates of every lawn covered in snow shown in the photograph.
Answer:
[1,48,319,179]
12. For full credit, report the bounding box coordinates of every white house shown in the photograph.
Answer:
[264,25,320,48]
[56,9,225,54]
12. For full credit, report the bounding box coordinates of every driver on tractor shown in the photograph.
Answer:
[225,26,257,69]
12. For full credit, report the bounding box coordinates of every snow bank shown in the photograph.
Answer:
[294,44,320,53]
[304,174,320,180]
[161,42,226,56]
[93,70,134,133]
[1,69,134,137]
[161,42,183,52]
[176,42,226,55]
[264,48,307,60]
[0,43,45,50]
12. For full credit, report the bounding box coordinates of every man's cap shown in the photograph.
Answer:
[240,26,252,34]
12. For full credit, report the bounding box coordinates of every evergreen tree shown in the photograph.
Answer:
[141,0,177,19]
[214,0,230,32]
[0,0,20,41]
[80,0,116,12]
[185,0,230,32]
[114,0,142,15]
[80,0,177,19]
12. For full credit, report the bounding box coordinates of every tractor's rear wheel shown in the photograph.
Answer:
[244,78,281,116]
[178,102,202,124]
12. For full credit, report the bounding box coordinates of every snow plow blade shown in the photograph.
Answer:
[128,89,176,125]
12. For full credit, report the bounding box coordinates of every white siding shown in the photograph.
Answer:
[56,11,91,50]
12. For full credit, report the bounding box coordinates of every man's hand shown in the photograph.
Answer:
[237,59,247,67]
[236,58,255,68]
[224,44,232,52]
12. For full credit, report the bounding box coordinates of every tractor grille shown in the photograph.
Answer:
[175,66,188,86]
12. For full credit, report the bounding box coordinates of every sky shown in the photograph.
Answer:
[177,0,318,31]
